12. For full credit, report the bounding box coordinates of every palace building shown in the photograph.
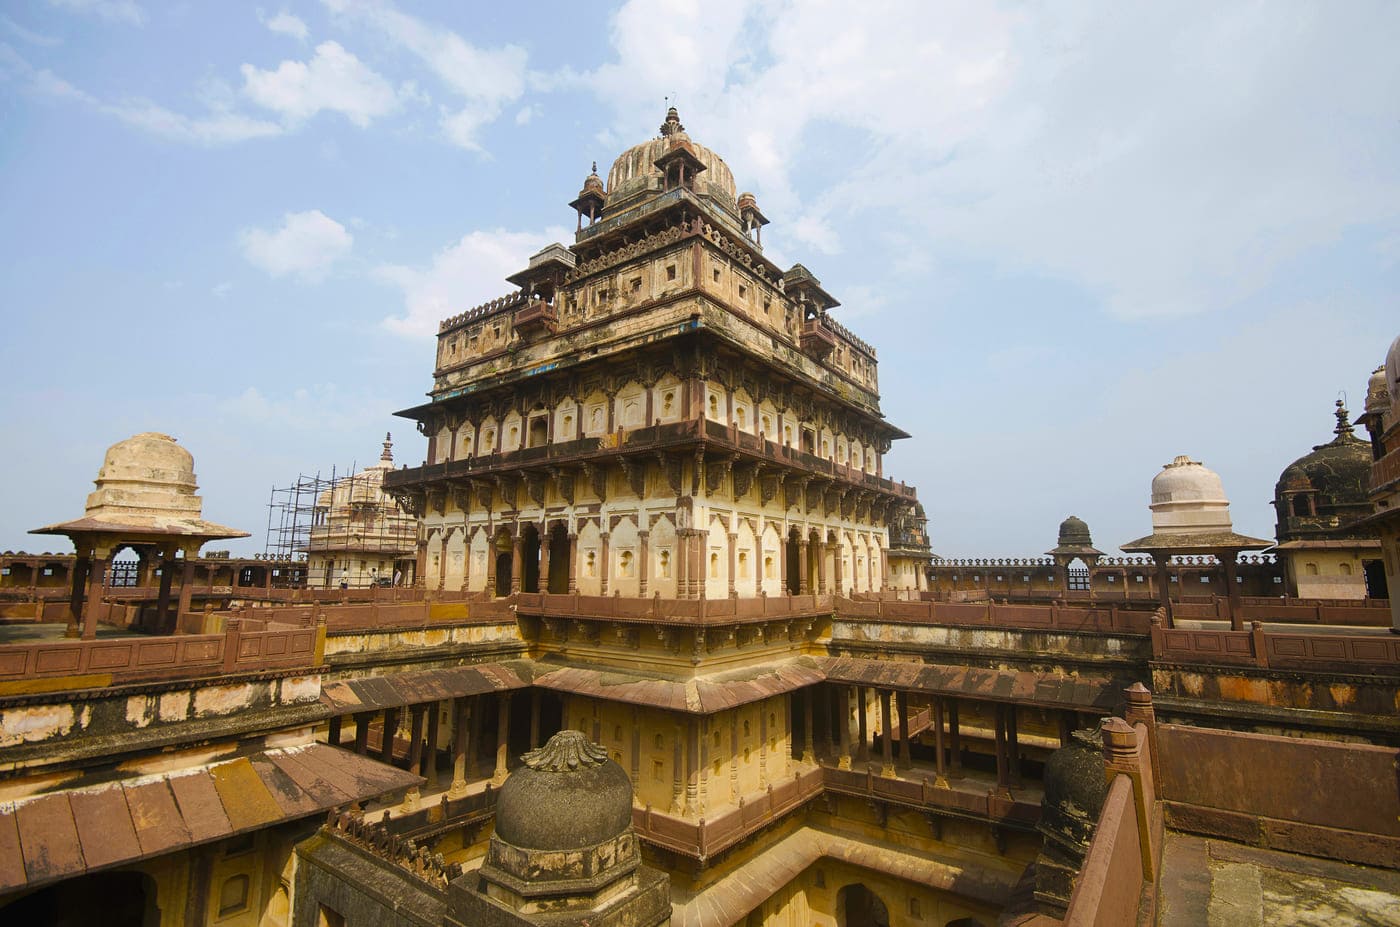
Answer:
[2,111,1398,927]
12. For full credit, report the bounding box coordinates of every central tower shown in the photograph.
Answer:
[387,108,925,601]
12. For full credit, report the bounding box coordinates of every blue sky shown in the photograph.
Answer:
[2,0,1397,558]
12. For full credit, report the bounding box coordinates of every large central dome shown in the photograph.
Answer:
[605,107,738,214]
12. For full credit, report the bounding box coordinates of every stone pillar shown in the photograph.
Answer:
[1221,551,1244,631]
[450,697,469,796]
[599,532,610,596]
[538,534,552,592]
[727,532,737,597]
[81,549,110,640]
[353,712,371,755]
[837,686,852,770]
[831,542,843,597]
[933,698,947,785]
[993,705,1011,794]
[686,718,700,816]
[381,707,399,764]
[1124,682,1160,787]
[425,702,441,787]
[816,541,827,595]
[175,554,197,634]
[155,547,176,632]
[638,530,649,596]
[897,691,912,770]
[856,686,869,764]
[948,700,962,775]
[65,552,91,638]
[493,693,512,785]
[466,696,481,781]
[406,705,426,773]
[798,539,810,595]
[1006,704,1022,787]
[510,534,523,595]
[802,689,815,764]
[879,690,895,777]
[676,529,690,599]
[567,533,579,594]
[671,722,684,815]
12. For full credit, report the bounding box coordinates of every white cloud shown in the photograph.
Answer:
[240,210,353,281]
[377,227,569,337]
[585,0,1400,320]
[218,384,389,432]
[262,9,309,41]
[241,40,398,128]
[321,0,528,150]
[46,0,143,26]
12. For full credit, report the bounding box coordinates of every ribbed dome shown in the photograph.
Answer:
[1387,333,1400,407]
[1366,364,1390,417]
[492,731,633,852]
[84,432,202,523]
[606,107,737,212]
[1057,516,1092,548]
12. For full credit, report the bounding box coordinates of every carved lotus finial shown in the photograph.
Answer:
[521,729,609,772]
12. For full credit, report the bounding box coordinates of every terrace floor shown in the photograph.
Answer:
[0,621,142,644]
[1157,831,1400,926]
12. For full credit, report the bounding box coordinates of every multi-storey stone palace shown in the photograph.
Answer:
[1,110,1398,927]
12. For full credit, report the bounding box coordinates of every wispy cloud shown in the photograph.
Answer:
[46,0,144,27]
[240,210,353,281]
[321,0,528,151]
[260,9,309,41]
[2,15,62,46]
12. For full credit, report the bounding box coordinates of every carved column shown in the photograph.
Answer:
[897,691,912,770]
[879,689,894,777]
[425,702,441,787]
[407,704,427,776]
[567,533,579,594]
[856,686,869,763]
[686,718,701,816]
[676,529,689,599]
[450,697,469,795]
[638,529,650,596]
[510,532,523,595]
[352,712,371,755]
[798,539,810,595]
[381,707,399,764]
[538,534,552,593]
[493,693,512,785]
[599,532,610,595]
[727,532,737,597]
[948,700,962,775]
[174,552,197,636]
[802,689,815,764]
[81,548,111,640]
[831,542,843,597]
[671,722,684,815]
[65,552,91,638]
[816,541,827,595]
[155,546,176,632]
[837,686,852,770]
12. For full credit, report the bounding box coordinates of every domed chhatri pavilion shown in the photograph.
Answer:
[30,432,247,638]
[1270,401,1382,599]
[450,730,670,927]
[1358,333,1400,631]
[1046,515,1103,568]
[1121,455,1271,627]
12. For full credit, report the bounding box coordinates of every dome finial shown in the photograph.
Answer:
[660,105,684,137]
[1334,397,1354,438]
[591,160,597,174]
[381,432,393,463]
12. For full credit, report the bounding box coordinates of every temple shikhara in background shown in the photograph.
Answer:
[1,111,1398,927]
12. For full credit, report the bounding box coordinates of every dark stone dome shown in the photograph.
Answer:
[1057,516,1092,548]
[493,731,633,851]
[1041,729,1109,836]
[1272,402,1373,542]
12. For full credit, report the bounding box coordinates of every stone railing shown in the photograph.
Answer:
[1371,444,1400,493]
[0,619,324,686]
[834,597,1152,634]
[632,766,824,860]
[217,598,514,634]
[515,592,832,627]
[1150,617,1400,673]
[1172,596,1391,626]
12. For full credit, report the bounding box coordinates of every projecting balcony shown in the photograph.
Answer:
[512,300,558,338]
[800,318,837,360]
[1371,445,1400,494]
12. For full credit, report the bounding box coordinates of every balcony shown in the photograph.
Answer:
[511,299,558,338]
[800,318,837,360]
[1371,445,1400,494]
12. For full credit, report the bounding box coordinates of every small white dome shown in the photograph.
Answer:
[1148,455,1233,535]
[84,432,203,523]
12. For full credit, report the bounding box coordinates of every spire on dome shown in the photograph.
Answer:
[1334,398,1355,439]
[659,106,684,137]
[381,432,393,463]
